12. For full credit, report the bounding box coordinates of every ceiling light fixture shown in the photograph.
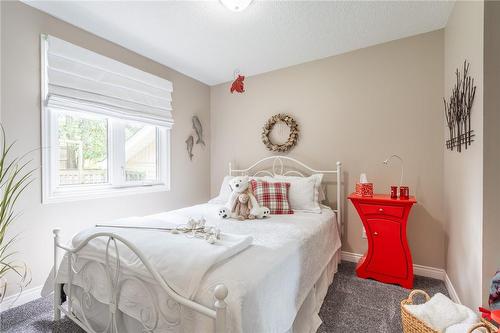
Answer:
[220,0,253,12]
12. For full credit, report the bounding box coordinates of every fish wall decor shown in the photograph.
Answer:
[185,135,194,161]
[192,116,205,146]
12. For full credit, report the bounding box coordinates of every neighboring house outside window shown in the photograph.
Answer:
[41,35,173,203]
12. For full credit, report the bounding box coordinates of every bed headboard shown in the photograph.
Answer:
[228,156,343,234]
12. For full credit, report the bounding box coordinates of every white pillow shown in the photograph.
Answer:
[404,293,473,331]
[208,175,234,205]
[318,183,327,202]
[208,175,271,205]
[272,174,323,213]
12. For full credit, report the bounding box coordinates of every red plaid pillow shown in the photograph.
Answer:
[250,180,293,215]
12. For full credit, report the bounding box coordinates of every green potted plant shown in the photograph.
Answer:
[0,127,34,305]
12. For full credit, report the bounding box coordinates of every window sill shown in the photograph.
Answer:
[42,184,170,204]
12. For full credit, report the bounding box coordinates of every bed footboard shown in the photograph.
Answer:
[52,229,228,333]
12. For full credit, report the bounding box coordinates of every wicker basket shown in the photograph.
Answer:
[401,290,498,333]
[468,321,499,333]
[401,290,437,333]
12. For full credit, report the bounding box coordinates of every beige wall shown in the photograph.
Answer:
[2,0,496,309]
[0,2,211,297]
[211,31,446,269]
[444,0,484,309]
[483,0,500,306]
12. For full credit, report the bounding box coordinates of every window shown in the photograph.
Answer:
[125,122,158,183]
[57,112,108,186]
[41,35,173,203]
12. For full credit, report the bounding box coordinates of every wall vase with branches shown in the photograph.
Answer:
[444,60,477,152]
[0,126,35,307]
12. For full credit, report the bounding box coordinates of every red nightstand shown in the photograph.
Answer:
[348,193,417,289]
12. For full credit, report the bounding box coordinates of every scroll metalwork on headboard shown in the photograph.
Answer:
[228,156,343,234]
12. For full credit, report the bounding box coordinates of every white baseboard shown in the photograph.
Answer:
[340,251,460,304]
[413,263,446,280]
[341,251,363,263]
[0,285,43,312]
[444,272,461,304]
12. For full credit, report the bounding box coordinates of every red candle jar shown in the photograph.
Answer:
[390,186,398,199]
[399,186,409,200]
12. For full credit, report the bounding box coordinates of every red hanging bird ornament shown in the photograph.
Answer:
[230,70,245,94]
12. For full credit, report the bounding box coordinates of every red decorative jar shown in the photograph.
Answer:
[390,186,398,199]
[399,186,409,200]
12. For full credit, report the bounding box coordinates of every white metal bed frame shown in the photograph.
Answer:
[229,156,342,231]
[52,156,342,333]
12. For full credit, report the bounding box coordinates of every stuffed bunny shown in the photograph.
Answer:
[232,193,255,221]
[214,175,267,220]
[227,176,254,210]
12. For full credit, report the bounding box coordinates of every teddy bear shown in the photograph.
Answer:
[251,206,270,219]
[216,175,270,220]
[232,193,255,220]
[226,176,257,210]
[218,207,229,219]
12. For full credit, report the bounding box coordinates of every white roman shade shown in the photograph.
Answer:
[41,34,174,127]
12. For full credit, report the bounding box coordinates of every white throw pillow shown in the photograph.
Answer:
[208,175,234,205]
[272,174,324,213]
[404,293,472,331]
[208,175,272,205]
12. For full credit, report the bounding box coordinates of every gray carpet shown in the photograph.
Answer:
[317,262,448,332]
[0,262,448,332]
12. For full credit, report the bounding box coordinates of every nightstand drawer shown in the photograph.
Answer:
[359,203,404,218]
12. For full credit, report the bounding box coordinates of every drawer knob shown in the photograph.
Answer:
[373,232,379,236]
[378,208,384,212]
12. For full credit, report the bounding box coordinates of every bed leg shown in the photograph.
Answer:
[214,284,228,333]
[53,228,61,321]
[54,283,62,321]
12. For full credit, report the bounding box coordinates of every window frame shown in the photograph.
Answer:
[42,107,171,204]
[40,35,172,204]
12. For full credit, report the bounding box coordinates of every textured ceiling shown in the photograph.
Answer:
[24,1,454,85]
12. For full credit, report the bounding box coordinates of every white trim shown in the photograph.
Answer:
[340,251,461,303]
[41,110,171,203]
[340,251,363,263]
[0,285,43,312]
[341,251,445,279]
[413,263,445,281]
[444,272,462,304]
[43,184,169,204]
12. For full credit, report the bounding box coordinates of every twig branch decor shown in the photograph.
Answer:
[444,60,476,152]
[261,114,299,153]
[97,217,222,244]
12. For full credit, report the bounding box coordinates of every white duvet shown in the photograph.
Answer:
[52,203,341,333]
[69,215,253,299]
